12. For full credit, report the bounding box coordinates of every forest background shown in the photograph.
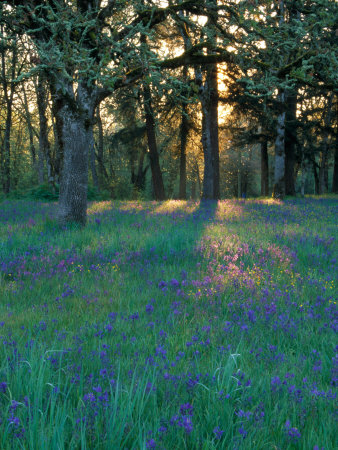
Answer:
[0,0,337,224]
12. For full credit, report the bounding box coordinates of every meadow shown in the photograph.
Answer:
[0,197,337,449]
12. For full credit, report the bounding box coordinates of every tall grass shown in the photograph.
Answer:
[0,197,337,449]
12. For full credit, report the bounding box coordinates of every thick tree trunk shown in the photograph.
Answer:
[201,104,214,199]
[57,110,90,225]
[195,1,219,201]
[200,65,219,200]
[143,84,165,200]
[273,92,286,199]
[284,90,297,195]
[209,62,220,199]
[55,81,94,225]
[272,2,286,199]
[179,102,188,199]
[261,139,269,196]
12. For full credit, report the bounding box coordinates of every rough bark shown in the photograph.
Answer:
[143,84,166,200]
[284,2,300,195]
[201,102,214,199]
[208,62,220,199]
[272,92,286,199]
[56,81,94,226]
[272,1,286,199]
[200,2,219,200]
[261,139,269,196]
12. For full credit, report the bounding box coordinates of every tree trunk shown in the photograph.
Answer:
[319,94,333,194]
[143,84,165,200]
[22,87,37,174]
[201,104,214,199]
[89,127,99,189]
[0,34,16,194]
[36,75,52,186]
[209,62,220,199]
[196,161,202,197]
[193,2,219,201]
[272,92,286,199]
[313,161,319,195]
[2,104,12,194]
[96,106,107,187]
[300,158,306,198]
[200,88,219,199]
[135,147,147,191]
[261,139,269,196]
[200,47,219,197]
[191,179,196,199]
[55,81,94,225]
[179,102,188,199]
[237,149,242,198]
[284,90,297,195]
[272,2,286,199]
[332,145,338,193]
[51,89,64,185]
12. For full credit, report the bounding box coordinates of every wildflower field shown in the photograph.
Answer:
[0,197,337,449]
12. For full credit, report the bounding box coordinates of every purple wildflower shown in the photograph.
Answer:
[146,438,156,448]
[238,425,247,438]
[178,415,193,433]
[155,345,167,359]
[285,420,301,442]
[213,426,225,439]
[180,403,193,416]
[170,278,179,287]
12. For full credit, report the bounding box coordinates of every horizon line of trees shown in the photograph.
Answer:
[0,0,337,225]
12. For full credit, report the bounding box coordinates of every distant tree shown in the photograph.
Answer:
[228,0,338,198]
[0,27,18,193]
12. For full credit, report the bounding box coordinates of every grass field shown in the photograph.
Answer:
[0,197,337,449]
